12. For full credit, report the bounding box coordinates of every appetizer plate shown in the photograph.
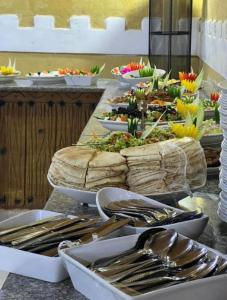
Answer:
[0,209,68,282]
[48,175,96,205]
[122,69,166,86]
[60,233,227,300]
[96,187,208,239]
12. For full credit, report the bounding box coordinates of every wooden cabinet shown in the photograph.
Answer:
[0,90,103,208]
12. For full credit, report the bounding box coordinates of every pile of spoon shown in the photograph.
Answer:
[103,200,203,227]
[0,215,129,257]
[89,228,227,295]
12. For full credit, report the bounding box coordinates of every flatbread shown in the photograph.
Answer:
[120,143,160,157]
[51,161,87,180]
[129,180,166,194]
[48,164,85,185]
[89,151,126,168]
[88,164,128,173]
[127,171,166,186]
[85,174,126,189]
[54,147,96,169]
[86,170,126,182]
[128,165,161,172]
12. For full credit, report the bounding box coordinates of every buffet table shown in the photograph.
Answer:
[0,79,226,299]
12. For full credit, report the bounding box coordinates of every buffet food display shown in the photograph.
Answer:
[1,59,225,299]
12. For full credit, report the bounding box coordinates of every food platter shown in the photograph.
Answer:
[121,69,166,86]
[26,71,65,85]
[97,118,181,132]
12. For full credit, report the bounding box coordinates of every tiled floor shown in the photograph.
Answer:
[0,209,29,289]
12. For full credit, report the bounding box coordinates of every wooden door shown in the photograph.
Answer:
[0,101,26,208]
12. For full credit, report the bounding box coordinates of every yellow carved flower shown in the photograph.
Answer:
[171,123,200,139]
[176,99,198,118]
[181,79,197,93]
[0,66,15,75]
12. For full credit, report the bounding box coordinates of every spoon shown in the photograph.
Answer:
[92,227,166,268]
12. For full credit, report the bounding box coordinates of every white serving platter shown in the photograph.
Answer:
[97,119,175,132]
[48,175,206,206]
[0,73,20,83]
[48,176,96,205]
[96,187,208,239]
[59,233,227,300]
[0,209,68,282]
[122,69,166,86]
[26,75,65,85]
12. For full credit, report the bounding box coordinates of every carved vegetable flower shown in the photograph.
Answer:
[171,123,200,139]
[179,71,197,81]
[210,92,220,102]
[176,99,198,118]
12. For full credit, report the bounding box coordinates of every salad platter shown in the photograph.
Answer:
[26,71,65,85]
[96,104,182,132]
[59,64,105,86]
[111,59,166,86]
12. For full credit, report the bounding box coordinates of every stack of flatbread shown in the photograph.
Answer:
[120,144,167,194]
[85,151,128,191]
[48,147,96,190]
[48,147,128,191]
[120,137,206,194]
[48,138,206,195]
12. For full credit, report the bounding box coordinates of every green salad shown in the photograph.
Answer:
[87,129,175,152]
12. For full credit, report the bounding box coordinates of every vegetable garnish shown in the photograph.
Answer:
[180,69,204,94]
[0,58,18,76]
[210,92,220,102]
[176,99,198,118]
[171,123,200,139]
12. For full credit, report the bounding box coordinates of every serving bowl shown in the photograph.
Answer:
[96,187,208,239]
